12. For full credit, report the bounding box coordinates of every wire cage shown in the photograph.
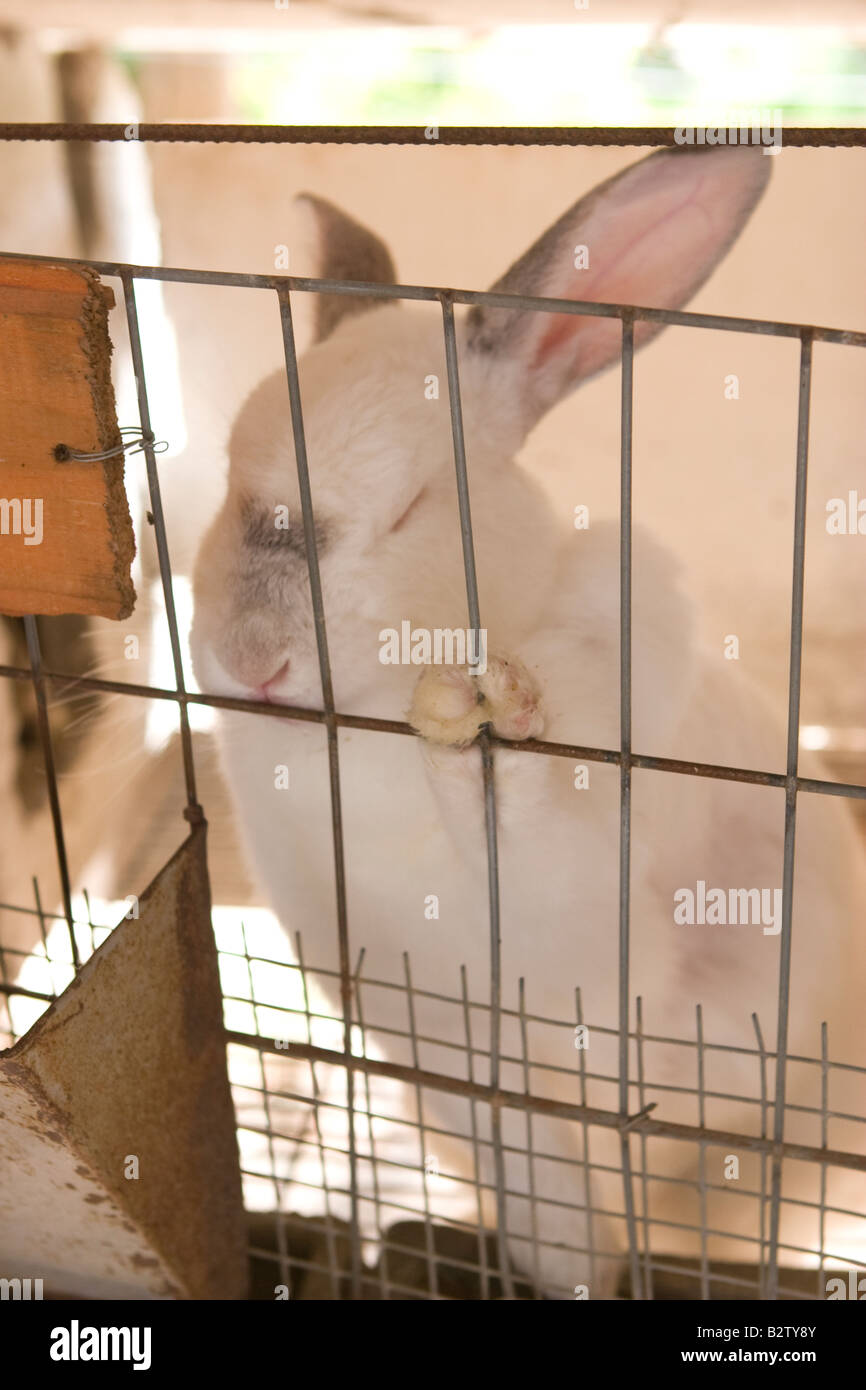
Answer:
[1,225,866,1301]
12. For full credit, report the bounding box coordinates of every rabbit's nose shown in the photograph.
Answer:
[257,661,290,703]
[221,615,291,692]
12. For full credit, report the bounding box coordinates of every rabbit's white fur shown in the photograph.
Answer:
[192,148,866,1297]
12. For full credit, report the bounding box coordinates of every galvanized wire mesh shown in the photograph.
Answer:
[0,248,865,1300]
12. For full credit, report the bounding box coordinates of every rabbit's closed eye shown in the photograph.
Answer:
[240,496,332,557]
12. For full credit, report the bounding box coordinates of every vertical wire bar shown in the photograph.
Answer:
[635,997,654,1300]
[517,978,541,1296]
[31,877,55,996]
[752,1014,770,1298]
[239,918,295,1299]
[402,952,440,1298]
[295,932,341,1299]
[352,948,390,1300]
[82,887,97,960]
[276,283,362,1298]
[574,987,597,1294]
[0,895,11,1042]
[440,294,514,1299]
[22,616,79,968]
[480,737,513,1296]
[439,295,482,627]
[767,329,813,1300]
[695,1004,710,1299]
[816,1021,829,1299]
[119,273,200,821]
[618,313,643,1299]
[461,965,492,1301]
[0,878,53,1042]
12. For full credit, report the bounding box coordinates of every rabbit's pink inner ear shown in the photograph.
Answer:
[530,310,624,388]
[530,193,729,379]
[531,311,665,386]
[494,147,770,404]
[532,312,578,367]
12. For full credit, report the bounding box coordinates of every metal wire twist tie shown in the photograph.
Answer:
[53,426,168,463]
[620,1102,658,1133]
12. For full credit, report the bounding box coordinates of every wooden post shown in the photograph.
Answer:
[0,257,136,619]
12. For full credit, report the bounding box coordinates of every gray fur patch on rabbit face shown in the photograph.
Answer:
[236,496,334,619]
[240,495,333,558]
[201,496,336,693]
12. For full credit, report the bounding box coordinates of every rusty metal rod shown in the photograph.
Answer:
[2,663,861,801]
[226,1032,866,1176]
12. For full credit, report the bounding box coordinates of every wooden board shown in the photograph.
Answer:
[0,257,136,619]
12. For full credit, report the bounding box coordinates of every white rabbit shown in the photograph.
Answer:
[191,147,866,1299]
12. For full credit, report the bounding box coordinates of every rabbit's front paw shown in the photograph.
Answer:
[408,655,544,747]
[477,656,544,741]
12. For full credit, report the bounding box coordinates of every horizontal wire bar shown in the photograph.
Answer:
[0,247,864,346]
[249,1223,548,1301]
[255,1233,498,1287]
[7,950,866,1081]
[247,1240,460,1303]
[243,1165,617,1259]
[6,950,865,1089]
[2,662,863,801]
[0,980,57,1005]
[0,124,864,148]
[232,1041,866,1133]
[241,1154,856,1275]
[231,1005,866,1085]
[237,1102,866,1222]
[226,1032,866,1175]
[635,1255,817,1301]
[223,959,866,1071]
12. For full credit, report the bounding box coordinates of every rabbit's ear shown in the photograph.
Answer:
[465,146,770,431]
[296,193,398,342]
